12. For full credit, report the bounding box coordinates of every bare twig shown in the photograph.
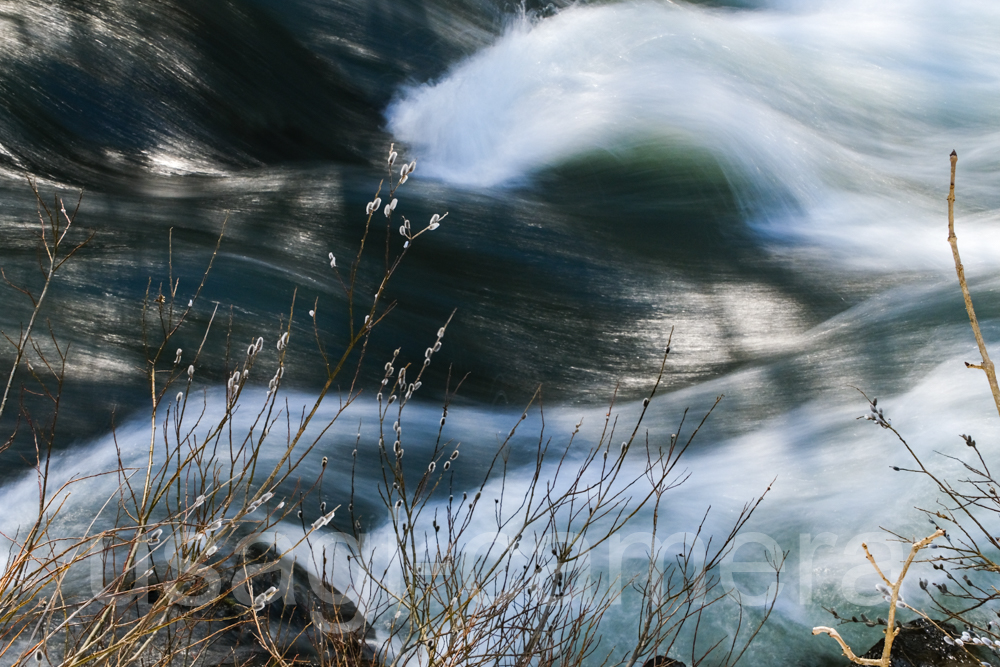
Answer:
[946,150,1000,418]
[813,530,943,667]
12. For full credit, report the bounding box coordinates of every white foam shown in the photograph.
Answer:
[388,0,1000,270]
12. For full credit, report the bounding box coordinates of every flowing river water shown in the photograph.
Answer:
[2,0,1000,664]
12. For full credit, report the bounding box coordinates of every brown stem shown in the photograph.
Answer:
[947,150,1000,418]
[814,530,942,667]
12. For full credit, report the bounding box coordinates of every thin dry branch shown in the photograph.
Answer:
[946,150,1000,418]
[813,530,943,667]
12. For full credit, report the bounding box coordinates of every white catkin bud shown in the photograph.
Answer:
[255,337,263,353]
[309,309,315,318]
[388,395,396,404]
[247,344,255,356]
[433,342,441,352]
[322,456,328,466]
[384,204,392,217]
[944,636,954,646]
[205,545,218,556]
[404,240,410,248]
[430,213,440,224]
[329,252,336,268]
[621,441,628,453]
[407,160,416,174]
[390,198,398,211]
[400,165,408,178]
[207,519,223,533]
[426,347,434,359]
[242,369,249,380]
[450,450,459,460]
[955,639,965,647]
[643,398,649,407]
[429,222,440,230]
[399,225,407,237]
[400,174,408,185]
[35,651,42,664]
[174,348,182,364]
[276,501,284,509]
[147,528,163,544]
[428,462,436,473]
[875,583,890,596]
[259,491,274,504]
[388,151,397,165]
[187,364,194,378]
[188,299,193,307]
[373,197,381,211]
[193,494,206,508]
[364,315,370,325]
[176,392,184,403]
[277,332,289,350]
[437,327,446,338]
[394,500,403,509]
[444,461,450,471]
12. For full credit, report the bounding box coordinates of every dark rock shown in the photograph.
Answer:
[642,656,686,667]
[220,540,377,666]
[858,618,991,667]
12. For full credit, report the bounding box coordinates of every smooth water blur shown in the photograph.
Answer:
[2,0,1000,664]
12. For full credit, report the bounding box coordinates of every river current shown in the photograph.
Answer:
[2,0,1000,664]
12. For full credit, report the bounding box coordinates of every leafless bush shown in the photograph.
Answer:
[0,147,779,667]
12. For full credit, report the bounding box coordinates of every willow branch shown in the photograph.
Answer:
[814,530,943,667]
